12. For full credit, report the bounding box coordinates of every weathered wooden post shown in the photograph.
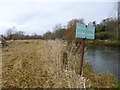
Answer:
[63,52,68,68]
[80,38,85,76]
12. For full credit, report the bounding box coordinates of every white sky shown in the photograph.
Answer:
[0,0,118,35]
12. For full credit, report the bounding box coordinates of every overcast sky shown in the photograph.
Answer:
[0,1,117,35]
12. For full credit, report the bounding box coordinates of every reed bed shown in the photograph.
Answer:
[2,40,88,88]
[0,44,2,88]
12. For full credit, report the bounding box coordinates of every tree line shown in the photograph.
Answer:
[4,27,43,40]
[3,17,119,42]
[43,17,119,42]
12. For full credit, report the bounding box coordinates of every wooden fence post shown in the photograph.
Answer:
[63,52,68,68]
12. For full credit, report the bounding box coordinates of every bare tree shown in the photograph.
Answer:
[53,24,62,31]
[6,27,15,40]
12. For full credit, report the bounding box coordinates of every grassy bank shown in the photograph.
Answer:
[83,62,118,88]
[2,40,118,88]
[85,40,120,47]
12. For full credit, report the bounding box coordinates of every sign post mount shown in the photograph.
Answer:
[76,23,95,76]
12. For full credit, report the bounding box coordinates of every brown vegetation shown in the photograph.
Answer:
[1,40,118,88]
[2,40,87,88]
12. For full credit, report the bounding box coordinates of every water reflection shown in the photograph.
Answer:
[85,47,119,81]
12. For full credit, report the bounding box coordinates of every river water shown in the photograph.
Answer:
[85,46,120,81]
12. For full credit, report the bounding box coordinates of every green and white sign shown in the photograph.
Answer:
[76,23,95,39]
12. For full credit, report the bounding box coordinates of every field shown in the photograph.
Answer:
[0,44,2,88]
[1,40,118,88]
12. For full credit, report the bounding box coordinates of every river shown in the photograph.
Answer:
[85,46,120,81]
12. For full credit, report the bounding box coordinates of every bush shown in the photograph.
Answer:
[95,32,109,40]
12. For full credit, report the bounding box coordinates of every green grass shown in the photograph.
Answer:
[109,40,120,44]
[85,40,94,43]
[86,39,120,44]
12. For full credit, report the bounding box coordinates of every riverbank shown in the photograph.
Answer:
[83,61,118,88]
[2,40,118,88]
[85,40,120,47]
[67,41,119,88]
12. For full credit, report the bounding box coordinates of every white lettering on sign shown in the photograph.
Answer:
[76,23,95,39]
[87,34,93,36]
[77,27,86,30]
[88,29,94,31]
[79,33,85,35]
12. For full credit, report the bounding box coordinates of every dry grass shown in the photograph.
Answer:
[2,39,88,88]
[1,39,118,88]
[0,44,2,88]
